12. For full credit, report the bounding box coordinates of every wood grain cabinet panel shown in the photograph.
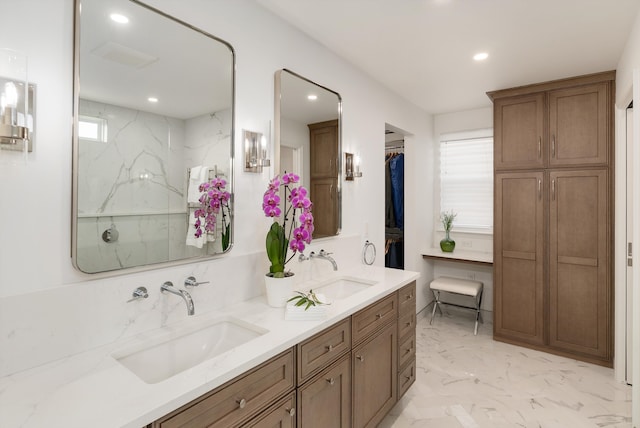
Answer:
[297,354,351,428]
[352,321,397,428]
[241,393,296,428]
[297,318,351,384]
[494,171,545,345]
[152,349,295,428]
[494,93,545,170]
[549,83,609,167]
[549,169,610,360]
[352,293,398,345]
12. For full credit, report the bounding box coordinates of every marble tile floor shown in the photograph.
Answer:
[380,307,632,428]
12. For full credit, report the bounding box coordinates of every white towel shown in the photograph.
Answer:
[186,208,205,248]
[187,166,209,203]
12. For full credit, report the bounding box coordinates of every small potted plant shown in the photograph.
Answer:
[193,177,231,251]
[440,210,457,252]
[262,173,314,307]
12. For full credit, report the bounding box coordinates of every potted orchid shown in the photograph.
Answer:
[193,177,231,251]
[262,172,314,306]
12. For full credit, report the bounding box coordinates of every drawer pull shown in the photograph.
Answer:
[326,344,334,352]
[237,398,247,409]
[406,321,412,327]
[326,377,335,385]
[376,313,382,320]
[406,294,413,300]
[405,375,412,381]
[356,355,365,362]
[405,347,413,355]
[286,408,296,417]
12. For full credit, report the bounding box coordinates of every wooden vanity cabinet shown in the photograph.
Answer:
[151,282,418,428]
[397,282,416,399]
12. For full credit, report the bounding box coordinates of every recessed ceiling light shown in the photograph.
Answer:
[110,13,129,24]
[307,94,318,101]
[473,52,489,61]
[148,97,158,103]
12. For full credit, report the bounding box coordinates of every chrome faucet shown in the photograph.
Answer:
[161,281,195,316]
[310,249,338,271]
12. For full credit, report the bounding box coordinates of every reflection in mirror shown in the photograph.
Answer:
[72,0,235,273]
[275,69,342,238]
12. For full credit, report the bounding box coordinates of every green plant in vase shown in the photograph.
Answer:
[440,210,457,252]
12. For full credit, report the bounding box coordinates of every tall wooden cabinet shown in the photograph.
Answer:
[308,120,339,238]
[489,71,614,367]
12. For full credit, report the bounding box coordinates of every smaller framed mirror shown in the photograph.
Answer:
[275,69,342,238]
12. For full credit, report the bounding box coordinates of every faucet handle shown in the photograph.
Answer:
[319,249,333,256]
[184,276,210,288]
[127,286,149,302]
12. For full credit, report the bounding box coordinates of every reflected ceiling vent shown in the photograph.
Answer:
[91,42,158,69]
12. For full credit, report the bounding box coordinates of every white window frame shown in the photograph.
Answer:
[78,115,108,143]
[436,128,493,235]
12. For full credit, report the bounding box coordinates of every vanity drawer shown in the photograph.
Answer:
[298,318,351,384]
[398,310,416,340]
[241,392,296,428]
[398,330,416,369]
[153,348,295,428]
[398,358,416,399]
[398,281,416,317]
[352,293,398,345]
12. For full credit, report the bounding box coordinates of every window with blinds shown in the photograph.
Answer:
[440,133,493,232]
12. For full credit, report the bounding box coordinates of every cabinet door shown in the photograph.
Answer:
[494,93,545,170]
[549,169,610,361]
[494,172,545,345]
[297,354,351,428]
[549,83,609,167]
[352,321,397,428]
[309,120,338,178]
[309,177,338,238]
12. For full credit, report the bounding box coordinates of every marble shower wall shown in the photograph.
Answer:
[76,100,232,272]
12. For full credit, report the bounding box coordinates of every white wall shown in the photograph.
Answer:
[0,0,434,377]
[430,107,494,311]
[614,5,640,418]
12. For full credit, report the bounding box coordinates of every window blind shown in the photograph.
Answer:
[440,135,493,231]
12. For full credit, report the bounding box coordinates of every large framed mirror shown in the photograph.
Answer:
[275,69,342,238]
[72,0,235,273]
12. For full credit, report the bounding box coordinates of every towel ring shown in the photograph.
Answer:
[362,240,376,265]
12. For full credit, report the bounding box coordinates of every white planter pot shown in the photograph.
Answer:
[264,273,295,307]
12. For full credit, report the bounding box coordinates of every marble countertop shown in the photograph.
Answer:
[0,265,418,428]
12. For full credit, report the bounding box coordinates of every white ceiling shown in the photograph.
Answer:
[257,0,640,115]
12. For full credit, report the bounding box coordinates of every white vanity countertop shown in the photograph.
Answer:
[0,265,419,428]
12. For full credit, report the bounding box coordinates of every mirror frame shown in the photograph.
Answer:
[71,0,236,274]
[274,69,342,238]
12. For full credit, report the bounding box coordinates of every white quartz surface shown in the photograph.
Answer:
[0,266,418,428]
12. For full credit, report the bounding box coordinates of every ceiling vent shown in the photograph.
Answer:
[91,41,158,69]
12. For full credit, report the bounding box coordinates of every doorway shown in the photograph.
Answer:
[385,127,405,269]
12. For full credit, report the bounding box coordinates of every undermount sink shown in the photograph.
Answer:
[112,317,267,384]
[313,276,378,301]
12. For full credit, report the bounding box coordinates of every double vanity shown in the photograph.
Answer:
[1,266,418,427]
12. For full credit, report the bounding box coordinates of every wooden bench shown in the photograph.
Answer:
[429,276,484,335]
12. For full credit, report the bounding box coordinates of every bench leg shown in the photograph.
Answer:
[474,287,484,335]
[430,290,442,325]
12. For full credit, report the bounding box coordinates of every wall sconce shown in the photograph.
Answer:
[345,152,363,181]
[244,129,270,173]
[0,49,35,153]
